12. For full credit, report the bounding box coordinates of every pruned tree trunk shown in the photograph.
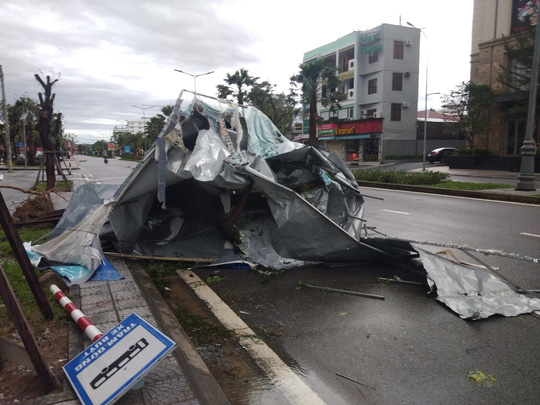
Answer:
[309,97,318,143]
[35,74,58,190]
[27,119,36,166]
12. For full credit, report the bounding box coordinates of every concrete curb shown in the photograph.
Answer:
[127,260,231,405]
[356,181,540,205]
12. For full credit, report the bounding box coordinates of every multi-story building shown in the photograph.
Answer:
[302,23,420,163]
[471,0,539,157]
[123,118,148,135]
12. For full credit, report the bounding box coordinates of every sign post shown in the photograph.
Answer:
[63,312,176,405]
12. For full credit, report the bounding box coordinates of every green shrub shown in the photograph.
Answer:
[384,155,422,161]
[121,156,143,162]
[353,169,450,185]
[457,148,488,156]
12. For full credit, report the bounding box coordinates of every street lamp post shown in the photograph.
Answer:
[407,22,437,172]
[516,20,539,191]
[132,105,157,153]
[174,69,214,94]
[115,119,126,131]
[21,110,28,167]
[422,92,440,170]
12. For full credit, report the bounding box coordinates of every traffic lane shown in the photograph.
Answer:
[360,188,540,289]
[194,263,540,405]
[77,156,138,185]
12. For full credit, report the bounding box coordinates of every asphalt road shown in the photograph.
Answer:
[193,189,540,405]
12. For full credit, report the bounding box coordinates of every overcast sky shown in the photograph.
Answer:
[0,0,474,143]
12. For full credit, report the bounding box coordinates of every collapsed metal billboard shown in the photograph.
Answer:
[29,90,540,320]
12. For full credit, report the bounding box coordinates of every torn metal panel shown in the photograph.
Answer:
[50,184,118,238]
[416,247,540,319]
[29,91,416,276]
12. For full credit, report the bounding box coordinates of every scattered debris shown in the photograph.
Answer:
[303,283,385,300]
[417,247,540,320]
[466,369,496,388]
[377,276,425,286]
[335,372,376,391]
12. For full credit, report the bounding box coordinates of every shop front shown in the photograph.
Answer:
[317,119,383,163]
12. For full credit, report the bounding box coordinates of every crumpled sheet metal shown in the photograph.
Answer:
[31,92,401,272]
[416,247,540,319]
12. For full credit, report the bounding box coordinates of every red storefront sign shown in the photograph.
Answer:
[318,123,335,137]
[334,120,383,136]
[318,119,382,138]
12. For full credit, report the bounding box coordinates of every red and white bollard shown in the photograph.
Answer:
[50,284,103,342]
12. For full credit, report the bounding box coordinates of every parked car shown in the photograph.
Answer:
[427,147,459,163]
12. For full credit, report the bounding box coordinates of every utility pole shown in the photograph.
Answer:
[132,105,156,153]
[174,69,214,94]
[0,65,13,173]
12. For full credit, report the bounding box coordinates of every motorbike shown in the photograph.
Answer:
[104,156,108,164]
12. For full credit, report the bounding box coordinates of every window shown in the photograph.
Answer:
[368,78,377,94]
[391,103,402,121]
[393,41,404,60]
[369,52,378,64]
[392,73,403,91]
[367,108,377,117]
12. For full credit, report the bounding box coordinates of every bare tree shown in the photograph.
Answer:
[35,74,59,190]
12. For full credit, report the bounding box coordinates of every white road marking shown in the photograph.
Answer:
[520,232,540,238]
[178,270,327,405]
[382,209,410,215]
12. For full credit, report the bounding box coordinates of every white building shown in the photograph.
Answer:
[303,23,420,162]
[123,118,149,134]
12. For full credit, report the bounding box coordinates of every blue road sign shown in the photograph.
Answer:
[63,313,176,405]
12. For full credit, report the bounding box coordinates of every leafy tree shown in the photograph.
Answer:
[35,73,60,189]
[146,105,174,145]
[290,59,345,143]
[6,97,40,165]
[15,97,39,165]
[92,140,108,156]
[111,130,140,155]
[442,81,494,149]
[217,68,259,104]
[248,81,297,137]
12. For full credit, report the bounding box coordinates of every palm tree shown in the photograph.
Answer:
[145,105,174,146]
[290,59,344,143]
[217,68,259,104]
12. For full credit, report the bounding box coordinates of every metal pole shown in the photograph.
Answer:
[22,111,28,167]
[174,69,214,95]
[0,65,13,173]
[515,24,539,191]
[423,68,428,171]
[407,23,430,171]
[132,105,157,154]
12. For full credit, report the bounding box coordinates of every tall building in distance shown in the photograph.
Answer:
[124,118,149,135]
[302,23,420,163]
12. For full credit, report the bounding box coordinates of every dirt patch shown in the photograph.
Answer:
[12,194,54,223]
[163,274,262,404]
[0,319,68,404]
